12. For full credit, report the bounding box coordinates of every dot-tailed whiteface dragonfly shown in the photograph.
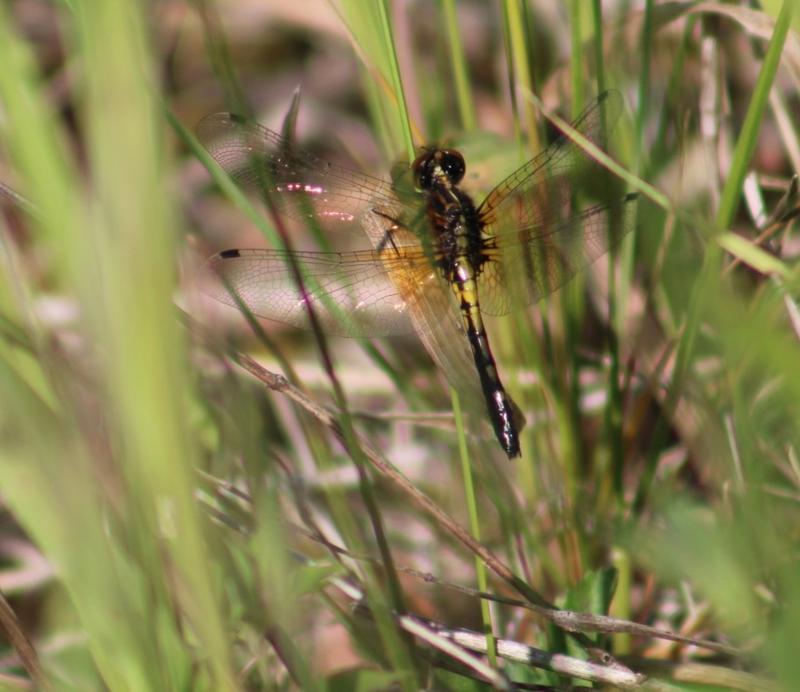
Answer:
[198,90,637,459]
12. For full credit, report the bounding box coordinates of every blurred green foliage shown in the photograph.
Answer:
[0,1,798,689]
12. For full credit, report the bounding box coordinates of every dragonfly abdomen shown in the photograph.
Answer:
[451,263,521,459]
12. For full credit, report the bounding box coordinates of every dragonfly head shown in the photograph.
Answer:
[412,148,465,191]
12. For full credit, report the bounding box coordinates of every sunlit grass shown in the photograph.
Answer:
[0,0,799,689]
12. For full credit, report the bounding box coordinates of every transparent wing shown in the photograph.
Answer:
[478,90,624,230]
[206,243,498,423]
[204,247,443,338]
[197,113,410,235]
[477,193,638,315]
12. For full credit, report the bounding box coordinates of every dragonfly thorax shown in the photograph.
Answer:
[412,149,465,190]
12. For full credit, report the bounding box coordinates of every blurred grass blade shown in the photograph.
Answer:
[339,0,416,156]
[451,387,497,667]
[522,89,670,210]
[716,233,791,279]
[716,0,795,230]
[442,0,477,131]
[0,0,240,686]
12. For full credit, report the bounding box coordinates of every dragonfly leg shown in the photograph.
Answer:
[371,209,405,256]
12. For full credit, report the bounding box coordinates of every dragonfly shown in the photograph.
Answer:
[197,91,637,459]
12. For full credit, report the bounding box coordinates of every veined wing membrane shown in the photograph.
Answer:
[478,90,623,229]
[197,113,409,236]
[474,90,633,315]
[477,193,637,316]
[209,236,492,419]
[205,247,444,338]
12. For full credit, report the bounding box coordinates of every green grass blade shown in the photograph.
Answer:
[633,0,654,172]
[451,387,497,667]
[442,0,477,131]
[569,0,585,117]
[522,89,670,210]
[716,0,795,230]
[503,0,540,152]
[73,0,237,685]
[591,0,607,94]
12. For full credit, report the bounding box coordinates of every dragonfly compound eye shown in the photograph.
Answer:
[412,149,466,189]
[440,150,465,184]
[412,150,437,191]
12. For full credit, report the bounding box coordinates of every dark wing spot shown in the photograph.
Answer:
[219,249,241,259]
